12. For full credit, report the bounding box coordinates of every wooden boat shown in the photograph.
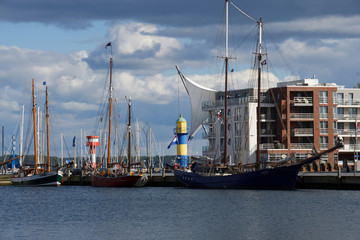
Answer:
[11,79,62,186]
[91,43,145,187]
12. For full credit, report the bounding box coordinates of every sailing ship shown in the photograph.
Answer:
[173,0,343,189]
[91,43,145,187]
[11,79,63,186]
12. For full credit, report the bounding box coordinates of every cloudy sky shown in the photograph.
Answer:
[0,0,359,159]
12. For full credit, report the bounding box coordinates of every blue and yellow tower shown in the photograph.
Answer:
[176,115,188,168]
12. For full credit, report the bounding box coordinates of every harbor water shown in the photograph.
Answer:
[1,186,359,240]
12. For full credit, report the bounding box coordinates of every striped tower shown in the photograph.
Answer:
[176,115,188,168]
[86,136,100,168]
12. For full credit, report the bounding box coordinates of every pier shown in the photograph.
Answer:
[3,172,360,189]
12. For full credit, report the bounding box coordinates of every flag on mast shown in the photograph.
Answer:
[105,42,111,49]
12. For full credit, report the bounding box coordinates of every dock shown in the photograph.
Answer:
[3,172,360,189]
[296,172,360,190]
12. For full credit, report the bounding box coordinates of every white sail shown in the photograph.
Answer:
[179,73,217,140]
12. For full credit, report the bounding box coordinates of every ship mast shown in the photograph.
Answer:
[107,57,113,169]
[45,86,50,172]
[32,79,38,175]
[127,97,132,173]
[224,0,229,165]
[256,19,263,170]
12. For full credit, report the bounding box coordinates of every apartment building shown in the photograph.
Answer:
[199,78,359,171]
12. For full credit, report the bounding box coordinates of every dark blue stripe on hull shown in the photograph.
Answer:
[174,164,302,189]
[11,172,62,186]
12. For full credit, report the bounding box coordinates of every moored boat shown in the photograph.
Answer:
[90,42,146,187]
[11,79,62,186]
[173,0,343,189]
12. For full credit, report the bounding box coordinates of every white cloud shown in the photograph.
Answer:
[61,101,98,111]
[109,22,181,57]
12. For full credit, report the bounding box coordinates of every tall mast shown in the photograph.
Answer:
[256,19,263,169]
[107,57,113,168]
[19,104,24,167]
[127,97,132,173]
[32,79,38,174]
[224,0,229,165]
[46,86,50,172]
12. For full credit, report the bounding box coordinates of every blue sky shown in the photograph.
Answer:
[0,0,360,159]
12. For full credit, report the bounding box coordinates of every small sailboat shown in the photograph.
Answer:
[11,79,63,186]
[174,0,343,189]
[91,43,145,187]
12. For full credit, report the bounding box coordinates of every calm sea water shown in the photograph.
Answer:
[0,186,359,240]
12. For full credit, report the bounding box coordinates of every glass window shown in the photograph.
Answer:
[320,106,328,119]
[320,136,328,149]
[235,123,241,136]
[235,107,241,121]
[349,108,357,115]
[319,91,328,104]
[337,93,344,104]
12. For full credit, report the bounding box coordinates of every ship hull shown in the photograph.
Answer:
[91,174,142,187]
[174,164,303,189]
[11,171,63,186]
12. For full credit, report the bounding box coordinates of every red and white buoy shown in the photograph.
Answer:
[86,136,100,169]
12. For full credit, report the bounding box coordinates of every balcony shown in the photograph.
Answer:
[260,129,275,137]
[290,113,314,119]
[260,114,275,122]
[337,114,359,121]
[335,99,360,106]
[292,128,313,136]
[260,143,285,150]
[339,144,360,152]
[290,143,314,149]
[337,129,358,136]
[293,97,313,106]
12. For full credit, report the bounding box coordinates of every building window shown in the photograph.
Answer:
[235,107,241,121]
[349,108,357,117]
[337,93,344,104]
[320,136,328,149]
[337,108,344,118]
[320,106,328,119]
[320,121,328,134]
[319,91,328,104]
[349,93,354,105]
[235,123,241,136]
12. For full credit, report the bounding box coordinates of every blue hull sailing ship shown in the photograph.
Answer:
[174,0,343,189]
